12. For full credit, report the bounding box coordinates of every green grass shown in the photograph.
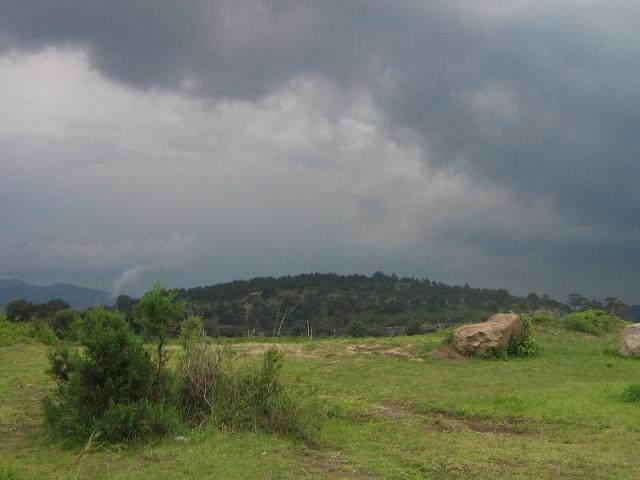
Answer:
[2,324,640,478]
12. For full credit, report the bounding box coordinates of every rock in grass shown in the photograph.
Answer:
[620,324,640,358]
[452,313,523,357]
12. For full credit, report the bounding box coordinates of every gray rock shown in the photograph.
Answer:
[620,324,640,358]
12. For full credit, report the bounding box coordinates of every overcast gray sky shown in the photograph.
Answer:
[0,1,638,301]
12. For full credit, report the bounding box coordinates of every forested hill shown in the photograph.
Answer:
[165,273,565,337]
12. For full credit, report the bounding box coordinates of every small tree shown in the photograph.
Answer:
[134,283,185,388]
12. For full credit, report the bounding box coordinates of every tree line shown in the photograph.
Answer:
[3,272,633,338]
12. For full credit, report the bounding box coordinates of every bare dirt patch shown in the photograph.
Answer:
[374,403,533,436]
[302,448,378,479]
[375,402,417,419]
[425,411,533,436]
[231,342,315,358]
[344,343,424,362]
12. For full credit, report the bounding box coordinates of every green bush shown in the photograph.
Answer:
[0,315,33,346]
[564,309,621,336]
[30,318,58,345]
[50,308,80,340]
[406,319,423,336]
[346,319,366,337]
[508,315,538,358]
[441,326,456,346]
[531,313,555,324]
[43,307,176,443]
[178,335,323,442]
[622,384,640,403]
[94,399,181,443]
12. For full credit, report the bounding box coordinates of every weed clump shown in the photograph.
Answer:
[0,465,27,480]
[622,384,640,403]
[507,315,538,358]
[564,309,622,336]
[180,314,205,347]
[178,332,323,442]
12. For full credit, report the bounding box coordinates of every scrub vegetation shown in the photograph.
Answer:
[1,298,639,479]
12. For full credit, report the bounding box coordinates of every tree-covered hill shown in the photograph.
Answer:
[142,272,566,337]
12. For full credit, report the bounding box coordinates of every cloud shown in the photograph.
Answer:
[0,2,639,300]
[111,265,146,298]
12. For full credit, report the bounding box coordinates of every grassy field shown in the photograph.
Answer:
[1,324,640,479]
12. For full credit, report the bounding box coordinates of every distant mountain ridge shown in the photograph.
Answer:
[0,278,112,309]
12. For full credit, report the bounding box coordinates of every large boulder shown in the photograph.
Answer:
[452,313,523,357]
[620,324,640,358]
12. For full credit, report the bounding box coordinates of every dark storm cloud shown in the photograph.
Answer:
[1,0,639,300]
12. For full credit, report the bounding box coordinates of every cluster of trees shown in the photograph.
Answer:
[5,274,634,339]
[567,293,629,317]
[5,298,70,322]
[115,272,566,337]
[4,298,78,339]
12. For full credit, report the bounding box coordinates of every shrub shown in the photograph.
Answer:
[43,307,176,443]
[441,326,456,347]
[508,315,538,358]
[0,315,33,346]
[531,313,555,324]
[346,319,366,337]
[180,314,205,347]
[178,333,229,422]
[178,335,323,442]
[30,318,58,345]
[406,319,423,336]
[94,399,181,443]
[622,384,640,403]
[50,308,80,340]
[564,309,621,336]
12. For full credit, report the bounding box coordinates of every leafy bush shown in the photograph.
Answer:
[441,326,456,346]
[508,315,538,358]
[622,384,640,403]
[43,307,177,443]
[50,308,80,340]
[0,315,33,346]
[94,399,181,443]
[346,319,366,337]
[406,319,423,336]
[531,313,555,324]
[30,318,58,345]
[564,309,621,336]
[178,334,323,442]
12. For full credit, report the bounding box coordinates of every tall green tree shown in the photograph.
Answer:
[134,283,185,387]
